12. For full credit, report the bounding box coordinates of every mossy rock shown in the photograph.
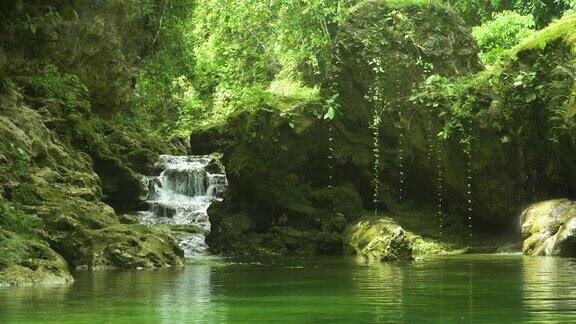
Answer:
[49,224,184,270]
[344,216,413,262]
[205,153,226,174]
[521,199,576,256]
[0,233,73,287]
[125,148,158,175]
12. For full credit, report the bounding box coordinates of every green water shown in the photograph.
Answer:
[1,255,576,323]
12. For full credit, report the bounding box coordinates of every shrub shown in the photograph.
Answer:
[472,11,536,65]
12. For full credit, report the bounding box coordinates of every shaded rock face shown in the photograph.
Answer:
[0,1,156,112]
[522,199,576,256]
[335,1,482,211]
[202,105,354,255]
[339,1,481,126]
[345,217,413,262]
[337,7,576,230]
[203,2,482,255]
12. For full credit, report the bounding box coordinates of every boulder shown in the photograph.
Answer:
[522,199,576,256]
[0,237,73,287]
[345,217,413,262]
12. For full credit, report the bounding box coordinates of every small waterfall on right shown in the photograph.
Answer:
[139,155,227,257]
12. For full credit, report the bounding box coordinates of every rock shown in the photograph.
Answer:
[118,214,140,224]
[345,216,413,262]
[312,185,364,221]
[205,153,226,174]
[0,2,188,286]
[0,233,74,287]
[91,151,146,212]
[189,127,235,155]
[522,199,576,256]
[125,148,157,175]
[51,224,184,270]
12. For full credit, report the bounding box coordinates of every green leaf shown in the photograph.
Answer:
[525,93,537,103]
[537,39,547,50]
[324,106,335,120]
[425,75,440,85]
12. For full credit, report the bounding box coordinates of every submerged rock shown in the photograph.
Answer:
[522,199,576,257]
[345,217,413,262]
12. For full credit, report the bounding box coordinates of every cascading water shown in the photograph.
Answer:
[138,155,227,257]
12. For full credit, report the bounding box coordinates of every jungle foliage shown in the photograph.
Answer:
[452,0,576,27]
[471,11,536,65]
[132,0,359,136]
[130,0,575,138]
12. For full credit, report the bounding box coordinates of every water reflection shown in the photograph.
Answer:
[156,264,224,322]
[1,255,576,322]
[523,257,576,323]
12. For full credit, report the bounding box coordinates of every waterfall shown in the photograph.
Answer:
[138,155,227,257]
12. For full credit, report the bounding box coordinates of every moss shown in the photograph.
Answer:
[521,199,576,256]
[12,182,43,205]
[125,148,157,175]
[0,230,73,287]
[49,224,184,270]
[509,13,576,117]
[510,13,576,56]
[344,216,413,262]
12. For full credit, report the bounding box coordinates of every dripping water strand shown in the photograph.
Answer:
[373,107,381,216]
[466,122,474,244]
[437,139,444,240]
[327,44,341,213]
[398,111,405,204]
[328,122,335,212]
[427,119,434,163]
[328,124,334,189]
[367,58,384,216]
